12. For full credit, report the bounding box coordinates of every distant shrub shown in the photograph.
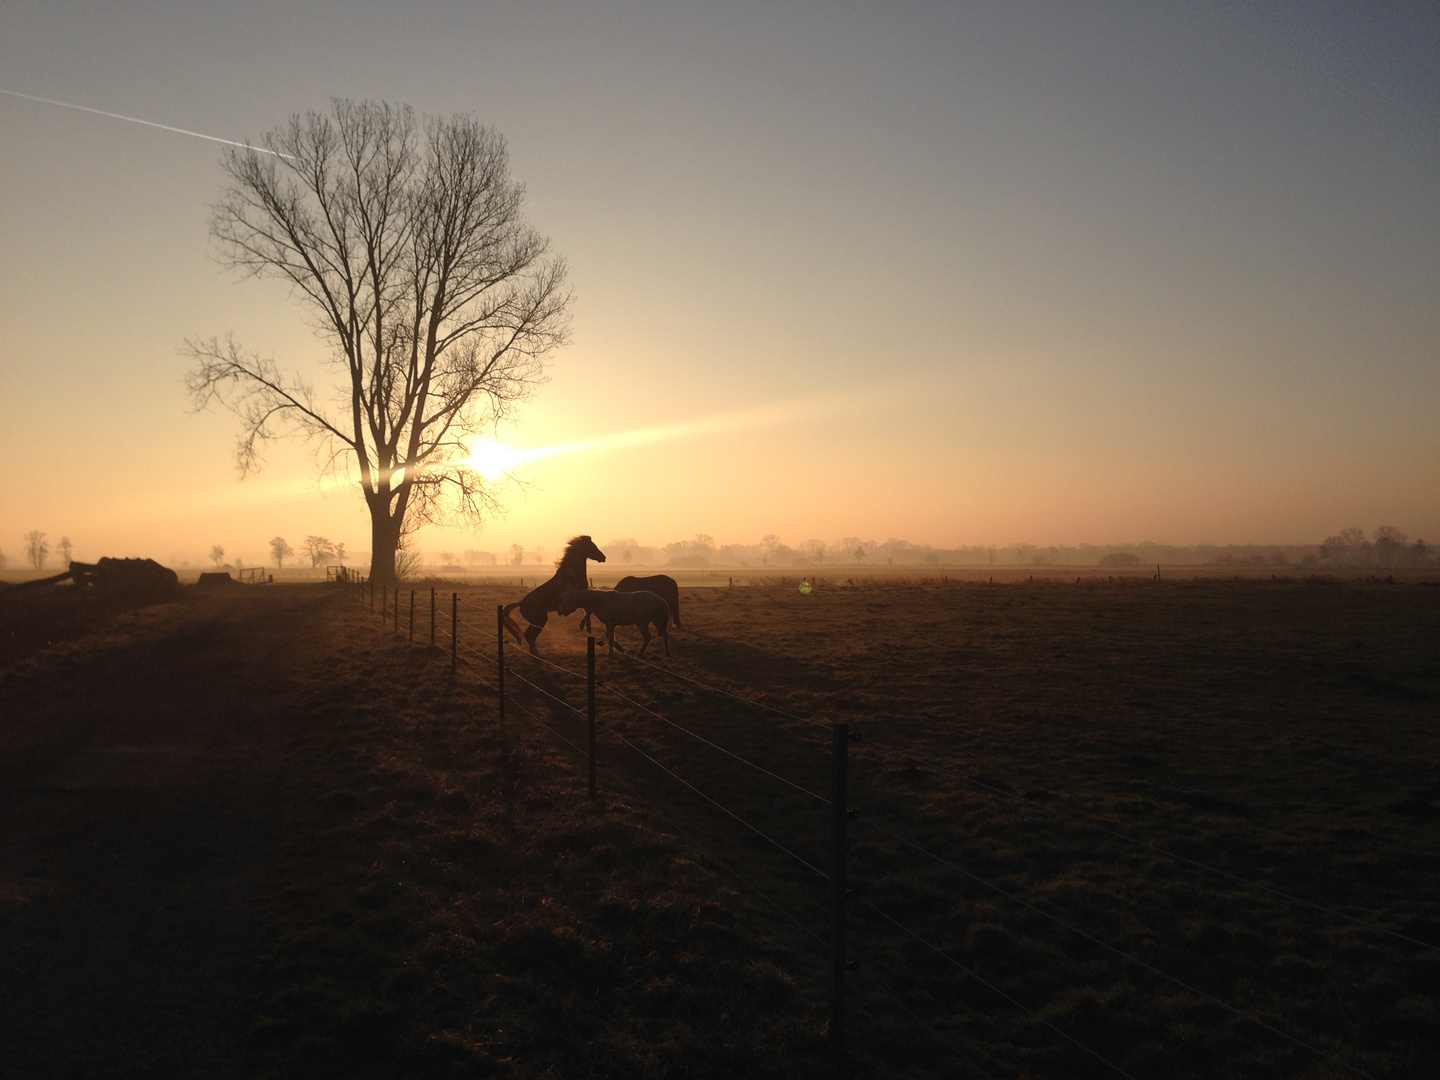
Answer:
[1099,552,1141,567]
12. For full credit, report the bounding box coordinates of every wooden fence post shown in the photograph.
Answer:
[408,590,415,642]
[430,587,436,648]
[831,722,849,1047]
[369,579,374,612]
[393,586,399,635]
[451,593,458,674]
[496,604,507,734]
[587,635,597,798]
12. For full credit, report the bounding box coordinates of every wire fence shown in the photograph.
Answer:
[344,578,1418,1079]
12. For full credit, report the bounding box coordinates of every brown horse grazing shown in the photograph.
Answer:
[501,535,606,655]
[559,585,671,658]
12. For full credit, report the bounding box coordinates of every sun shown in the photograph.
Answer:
[466,438,517,480]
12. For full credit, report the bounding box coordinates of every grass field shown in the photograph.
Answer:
[2,577,1437,1077]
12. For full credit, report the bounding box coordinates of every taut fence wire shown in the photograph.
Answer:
[347,583,1408,1078]
[605,619,1437,956]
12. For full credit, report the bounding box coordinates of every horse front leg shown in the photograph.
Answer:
[524,623,543,657]
[637,623,652,658]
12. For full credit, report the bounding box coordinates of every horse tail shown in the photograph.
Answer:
[500,602,525,645]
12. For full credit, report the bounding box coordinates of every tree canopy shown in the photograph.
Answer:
[187,99,570,584]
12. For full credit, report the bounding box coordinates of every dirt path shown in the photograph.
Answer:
[0,588,330,1078]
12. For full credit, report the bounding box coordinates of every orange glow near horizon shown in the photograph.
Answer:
[3,8,1438,565]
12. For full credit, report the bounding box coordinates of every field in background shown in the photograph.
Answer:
[205,563,1440,587]
[6,562,1437,590]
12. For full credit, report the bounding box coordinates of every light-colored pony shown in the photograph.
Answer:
[501,535,606,656]
[579,573,683,633]
[558,585,671,658]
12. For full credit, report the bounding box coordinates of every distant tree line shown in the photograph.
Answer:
[177,525,1434,576]
[585,530,1437,570]
[1316,526,1429,568]
[253,535,351,571]
[12,532,74,571]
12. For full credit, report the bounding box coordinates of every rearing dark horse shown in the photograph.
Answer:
[501,535,606,656]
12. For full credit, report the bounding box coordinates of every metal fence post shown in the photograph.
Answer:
[408,590,415,642]
[831,721,849,1046]
[587,635,597,798]
[496,604,507,733]
[451,593,458,674]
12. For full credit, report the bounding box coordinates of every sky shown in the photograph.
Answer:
[2,2,1437,568]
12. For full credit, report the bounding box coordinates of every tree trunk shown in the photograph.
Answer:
[367,497,401,587]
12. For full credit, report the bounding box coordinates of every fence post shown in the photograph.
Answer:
[382,584,387,622]
[587,635,597,798]
[831,722,849,1047]
[430,587,436,648]
[408,590,415,642]
[496,604,507,734]
[394,586,399,635]
[369,579,374,612]
[451,593,458,674]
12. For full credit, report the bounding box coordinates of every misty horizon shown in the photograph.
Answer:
[3,525,1430,577]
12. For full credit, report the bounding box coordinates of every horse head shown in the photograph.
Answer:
[564,534,606,565]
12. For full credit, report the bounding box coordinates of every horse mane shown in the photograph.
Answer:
[557,535,594,568]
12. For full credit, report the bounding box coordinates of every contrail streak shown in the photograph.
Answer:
[0,89,293,158]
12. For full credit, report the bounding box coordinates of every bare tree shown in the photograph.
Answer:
[1374,525,1409,567]
[270,536,294,569]
[24,530,48,571]
[186,100,570,586]
[303,535,337,567]
[57,536,73,566]
[757,534,777,566]
[509,543,524,567]
[210,543,226,568]
[1320,528,1363,563]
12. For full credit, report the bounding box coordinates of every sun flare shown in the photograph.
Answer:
[467,439,518,480]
